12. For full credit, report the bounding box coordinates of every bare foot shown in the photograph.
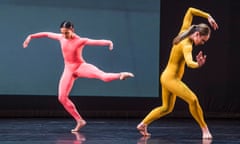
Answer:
[137,123,151,136]
[202,127,212,139]
[71,119,87,132]
[120,72,134,80]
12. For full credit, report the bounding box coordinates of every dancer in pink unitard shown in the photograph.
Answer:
[23,20,134,132]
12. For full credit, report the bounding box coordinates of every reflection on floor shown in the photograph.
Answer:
[0,118,239,144]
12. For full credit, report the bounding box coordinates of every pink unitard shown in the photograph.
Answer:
[24,32,121,121]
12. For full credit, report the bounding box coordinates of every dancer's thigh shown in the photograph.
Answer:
[74,63,105,78]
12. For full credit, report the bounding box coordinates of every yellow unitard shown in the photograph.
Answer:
[141,7,211,129]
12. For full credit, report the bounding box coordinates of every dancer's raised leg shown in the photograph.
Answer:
[75,63,134,82]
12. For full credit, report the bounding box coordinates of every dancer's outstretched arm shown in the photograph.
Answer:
[23,32,61,48]
[85,39,113,51]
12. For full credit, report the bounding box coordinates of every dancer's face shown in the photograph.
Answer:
[60,28,74,39]
[193,32,210,46]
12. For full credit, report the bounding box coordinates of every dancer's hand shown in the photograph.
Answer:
[109,41,113,51]
[196,51,207,67]
[208,16,219,30]
[23,36,31,48]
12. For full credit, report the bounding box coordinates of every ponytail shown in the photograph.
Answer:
[172,25,197,45]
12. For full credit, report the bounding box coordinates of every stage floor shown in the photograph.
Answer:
[0,118,239,144]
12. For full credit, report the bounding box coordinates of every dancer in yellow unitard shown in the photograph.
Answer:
[137,7,218,139]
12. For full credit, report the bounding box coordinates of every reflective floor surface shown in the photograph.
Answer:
[0,118,239,144]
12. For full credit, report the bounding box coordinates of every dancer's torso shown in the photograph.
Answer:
[59,35,88,71]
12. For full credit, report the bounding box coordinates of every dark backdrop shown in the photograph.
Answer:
[159,0,239,119]
[0,0,239,119]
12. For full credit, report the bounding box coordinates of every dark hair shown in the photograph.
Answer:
[60,20,74,29]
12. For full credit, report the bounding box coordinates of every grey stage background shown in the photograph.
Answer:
[0,0,160,97]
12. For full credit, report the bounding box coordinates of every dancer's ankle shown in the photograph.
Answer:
[137,123,151,136]
[202,127,212,139]
[71,119,87,132]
